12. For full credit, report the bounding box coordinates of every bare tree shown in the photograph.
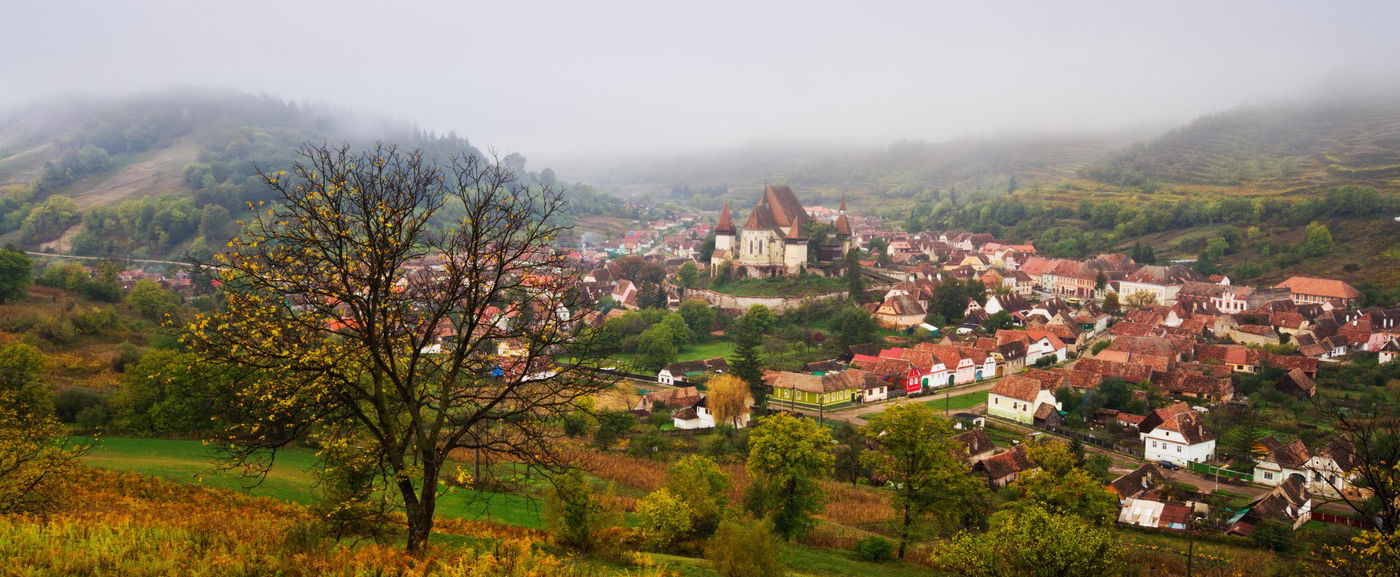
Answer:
[185,143,612,552]
[1308,399,1400,535]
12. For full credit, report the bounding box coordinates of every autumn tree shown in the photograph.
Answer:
[706,374,752,428]
[929,505,1119,577]
[0,342,89,514]
[1124,290,1159,309]
[745,413,835,540]
[861,403,989,558]
[666,455,730,537]
[1017,442,1119,524]
[183,143,612,552]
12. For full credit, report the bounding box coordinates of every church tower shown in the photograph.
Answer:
[710,201,737,275]
[783,218,807,275]
[714,202,735,252]
[834,198,853,256]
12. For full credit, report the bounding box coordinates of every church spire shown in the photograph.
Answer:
[716,202,735,234]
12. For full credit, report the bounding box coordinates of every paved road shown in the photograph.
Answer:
[24,251,202,268]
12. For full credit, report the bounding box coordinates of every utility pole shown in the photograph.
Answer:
[1186,512,1195,577]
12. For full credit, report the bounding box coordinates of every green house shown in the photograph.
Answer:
[768,370,861,411]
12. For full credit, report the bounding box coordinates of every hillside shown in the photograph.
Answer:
[1085,94,1400,193]
[563,132,1143,216]
[0,88,622,257]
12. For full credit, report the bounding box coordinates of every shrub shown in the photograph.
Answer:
[1251,520,1295,553]
[636,488,692,551]
[854,536,894,562]
[542,470,612,552]
[53,388,105,424]
[627,430,669,459]
[704,517,784,577]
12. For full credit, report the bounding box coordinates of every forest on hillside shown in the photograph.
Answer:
[0,89,622,258]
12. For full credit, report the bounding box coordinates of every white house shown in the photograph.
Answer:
[1380,339,1399,364]
[1253,438,1310,487]
[1306,437,1364,498]
[672,396,749,430]
[1141,403,1216,466]
[987,374,1061,424]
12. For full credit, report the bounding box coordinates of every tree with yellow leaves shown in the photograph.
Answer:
[183,143,612,553]
[705,374,751,428]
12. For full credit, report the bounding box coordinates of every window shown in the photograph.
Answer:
[1264,472,1274,480]
[1177,446,1182,452]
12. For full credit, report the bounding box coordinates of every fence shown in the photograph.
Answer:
[1313,511,1368,529]
[1188,461,1252,481]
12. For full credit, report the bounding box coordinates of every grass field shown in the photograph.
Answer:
[80,436,546,528]
[709,276,847,297]
[865,390,988,421]
[607,338,735,366]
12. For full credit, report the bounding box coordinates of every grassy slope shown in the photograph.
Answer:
[80,436,545,528]
[78,436,944,576]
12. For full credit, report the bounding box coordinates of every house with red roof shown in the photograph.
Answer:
[1275,276,1361,308]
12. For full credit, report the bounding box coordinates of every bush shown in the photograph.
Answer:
[636,488,692,551]
[543,470,612,552]
[53,388,105,423]
[704,517,784,577]
[1251,520,1295,552]
[854,536,894,562]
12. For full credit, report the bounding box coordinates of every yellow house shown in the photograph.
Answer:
[768,370,861,410]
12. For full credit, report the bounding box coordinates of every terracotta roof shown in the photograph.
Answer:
[1275,368,1317,397]
[1318,437,1362,472]
[1034,402,1059,421]
[1276,276,1362,300]
[1110,464,1167,499]
[1258,437,1311,469]
[715,202,735,233]
[992,374,1050,402]
[955,429,995,458]
[1148,403,1214,445]
[983,444,1038,480]
[768,370,863,393]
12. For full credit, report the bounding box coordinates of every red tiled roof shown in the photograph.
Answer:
[1276,276,1361,300]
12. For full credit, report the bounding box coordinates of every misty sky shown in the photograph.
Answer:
[3,0,1399,165]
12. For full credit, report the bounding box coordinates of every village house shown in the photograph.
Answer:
[1140,403,1216,466]
[634,386,701,413]
[1274,368,1318,398]
[767,370,863,410]
[874,295,928,329]
[672,395,750,430]
[1307,437,1365,498]
[955,429,996,464]
[1253,438,1310,487]
[1117,265,1204,306]
[1227,477,1312,535]
[977,444,1039,488]
[987,374,1061,424]
[1275,276,1361,308]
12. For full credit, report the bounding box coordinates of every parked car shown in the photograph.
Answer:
[1157,460,1180,470]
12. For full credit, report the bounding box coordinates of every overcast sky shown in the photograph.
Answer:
[3,1,1399,165]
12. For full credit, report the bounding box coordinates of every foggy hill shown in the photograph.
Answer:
[0,88,619,257]
[1084,93,1400,193]
[563,132,1146,212]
